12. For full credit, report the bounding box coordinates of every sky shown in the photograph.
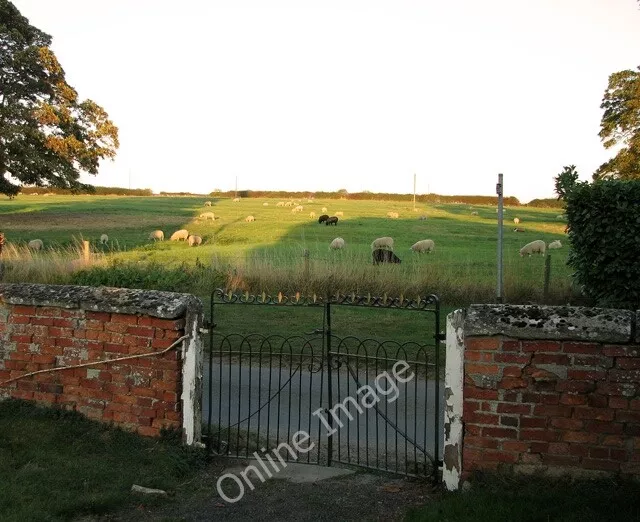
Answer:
[10,0,640,202]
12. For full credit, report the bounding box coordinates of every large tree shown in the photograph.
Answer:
[0,0,118,197]
[593,66,640,181]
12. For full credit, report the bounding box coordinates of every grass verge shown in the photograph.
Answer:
[0,399,207,521]
[406,472,640,522]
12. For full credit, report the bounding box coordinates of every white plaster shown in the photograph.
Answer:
[181,313,203,445]
[443,309,465,491]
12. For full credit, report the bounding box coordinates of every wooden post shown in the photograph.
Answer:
[0,232,4,281]
[82,240,90,264]
[303,249,310,281]
[543,254,551,303]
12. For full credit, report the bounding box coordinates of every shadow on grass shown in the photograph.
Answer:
[406,471,640,522]
[0,399,208,521]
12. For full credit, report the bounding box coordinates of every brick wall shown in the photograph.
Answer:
[0,283,203,442]
[443,305,640,488]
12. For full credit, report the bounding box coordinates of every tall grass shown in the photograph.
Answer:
[0,242,105,285]
[212,248,576,306]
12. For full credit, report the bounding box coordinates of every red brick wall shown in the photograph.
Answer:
[0,303,186,437]
[463,336,640,477]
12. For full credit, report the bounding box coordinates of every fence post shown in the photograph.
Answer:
[303,248,310,281]
[82,240,90,264]
[543,254,551,303]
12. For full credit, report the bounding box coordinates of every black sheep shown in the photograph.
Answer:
[372,249,401,265]
[325,216,338,226]
[318,214,330,224]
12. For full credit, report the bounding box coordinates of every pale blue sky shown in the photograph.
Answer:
[11,0,640,202]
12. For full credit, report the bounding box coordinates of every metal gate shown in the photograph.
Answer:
[203,289,444,481]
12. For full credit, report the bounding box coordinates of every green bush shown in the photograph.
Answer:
[70,260,221,293]
[565,179,640,308]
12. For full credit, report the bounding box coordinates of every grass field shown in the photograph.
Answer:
[0,193,573,307]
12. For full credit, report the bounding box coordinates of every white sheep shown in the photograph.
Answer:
[149,230,164,241]
[548,240,562,249]
[471,211,479,216]
[292,205,303,213]
[513,217,520,225]
[309,211,316,219]
[519,239,546,257]
[245,215,255,222]
[335,211,344,217]
[276,201,285,207]
[170,229,189,241]
[321,207,328,213]
[329,237,345,250]
[28,239,43,251]
[199,212,215,220]
[100,234,109,245]
[232,197,241,202]
[410,239,435,254]
[263,202,269,206]
[556,214,565,219]
[284,201,293,207]
[188,234,202,246]
[204,201,212,207]
[419,215,427,221]
[386,211,399,219]
[371,237,394,251]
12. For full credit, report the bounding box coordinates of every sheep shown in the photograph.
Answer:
[170,229,189,241]
[325,216,339,226]
[321,207,328,213]
[372,249,401,265]
[291,205,303,213]
[556,214,565,219]
[204,201,212,207]
[149,230,164,241]
[335,211,344,217]
[548,240,562,249]
[419,215,427,221]
[329,237,345,250]
[371,237,394,251]
[100,234,109,245]
[309,211,316,219]
[307,199,314,203]
[386,211,399,219]
[232,197,241,202]
[519,239,546,257]
[318,214,329,224]
[263,202,269,206]
[276,201,285,207]
[199,212,215,220]
[187,234,202,246]
[28,239,43,251]
[284,201,293,207]
[245,215,255,222]
[513,217,520,225]
[471,211,479,216]
[513,228,525,233]
[410,239,435,254]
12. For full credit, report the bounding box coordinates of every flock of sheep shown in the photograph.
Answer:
[22,199,565,259]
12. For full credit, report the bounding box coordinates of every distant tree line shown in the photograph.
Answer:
[18,186,152,196]
[212,189,525,206]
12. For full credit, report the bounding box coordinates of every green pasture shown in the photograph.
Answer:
[0,194,571,305]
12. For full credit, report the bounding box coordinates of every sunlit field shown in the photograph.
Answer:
[0,194,573,308]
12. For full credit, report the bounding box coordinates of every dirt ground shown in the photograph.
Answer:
[113,459,437,522]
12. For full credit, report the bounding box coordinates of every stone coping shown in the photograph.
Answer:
[0,283,202,319]
[463,304,637,343]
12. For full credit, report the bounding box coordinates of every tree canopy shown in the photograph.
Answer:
[594,67,640,181]
[0,0,118,197]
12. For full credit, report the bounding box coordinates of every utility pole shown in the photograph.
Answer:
[496,173,504,303]
[413,173,416,211]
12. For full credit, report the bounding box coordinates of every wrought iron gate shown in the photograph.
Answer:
[203,289,444,481]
